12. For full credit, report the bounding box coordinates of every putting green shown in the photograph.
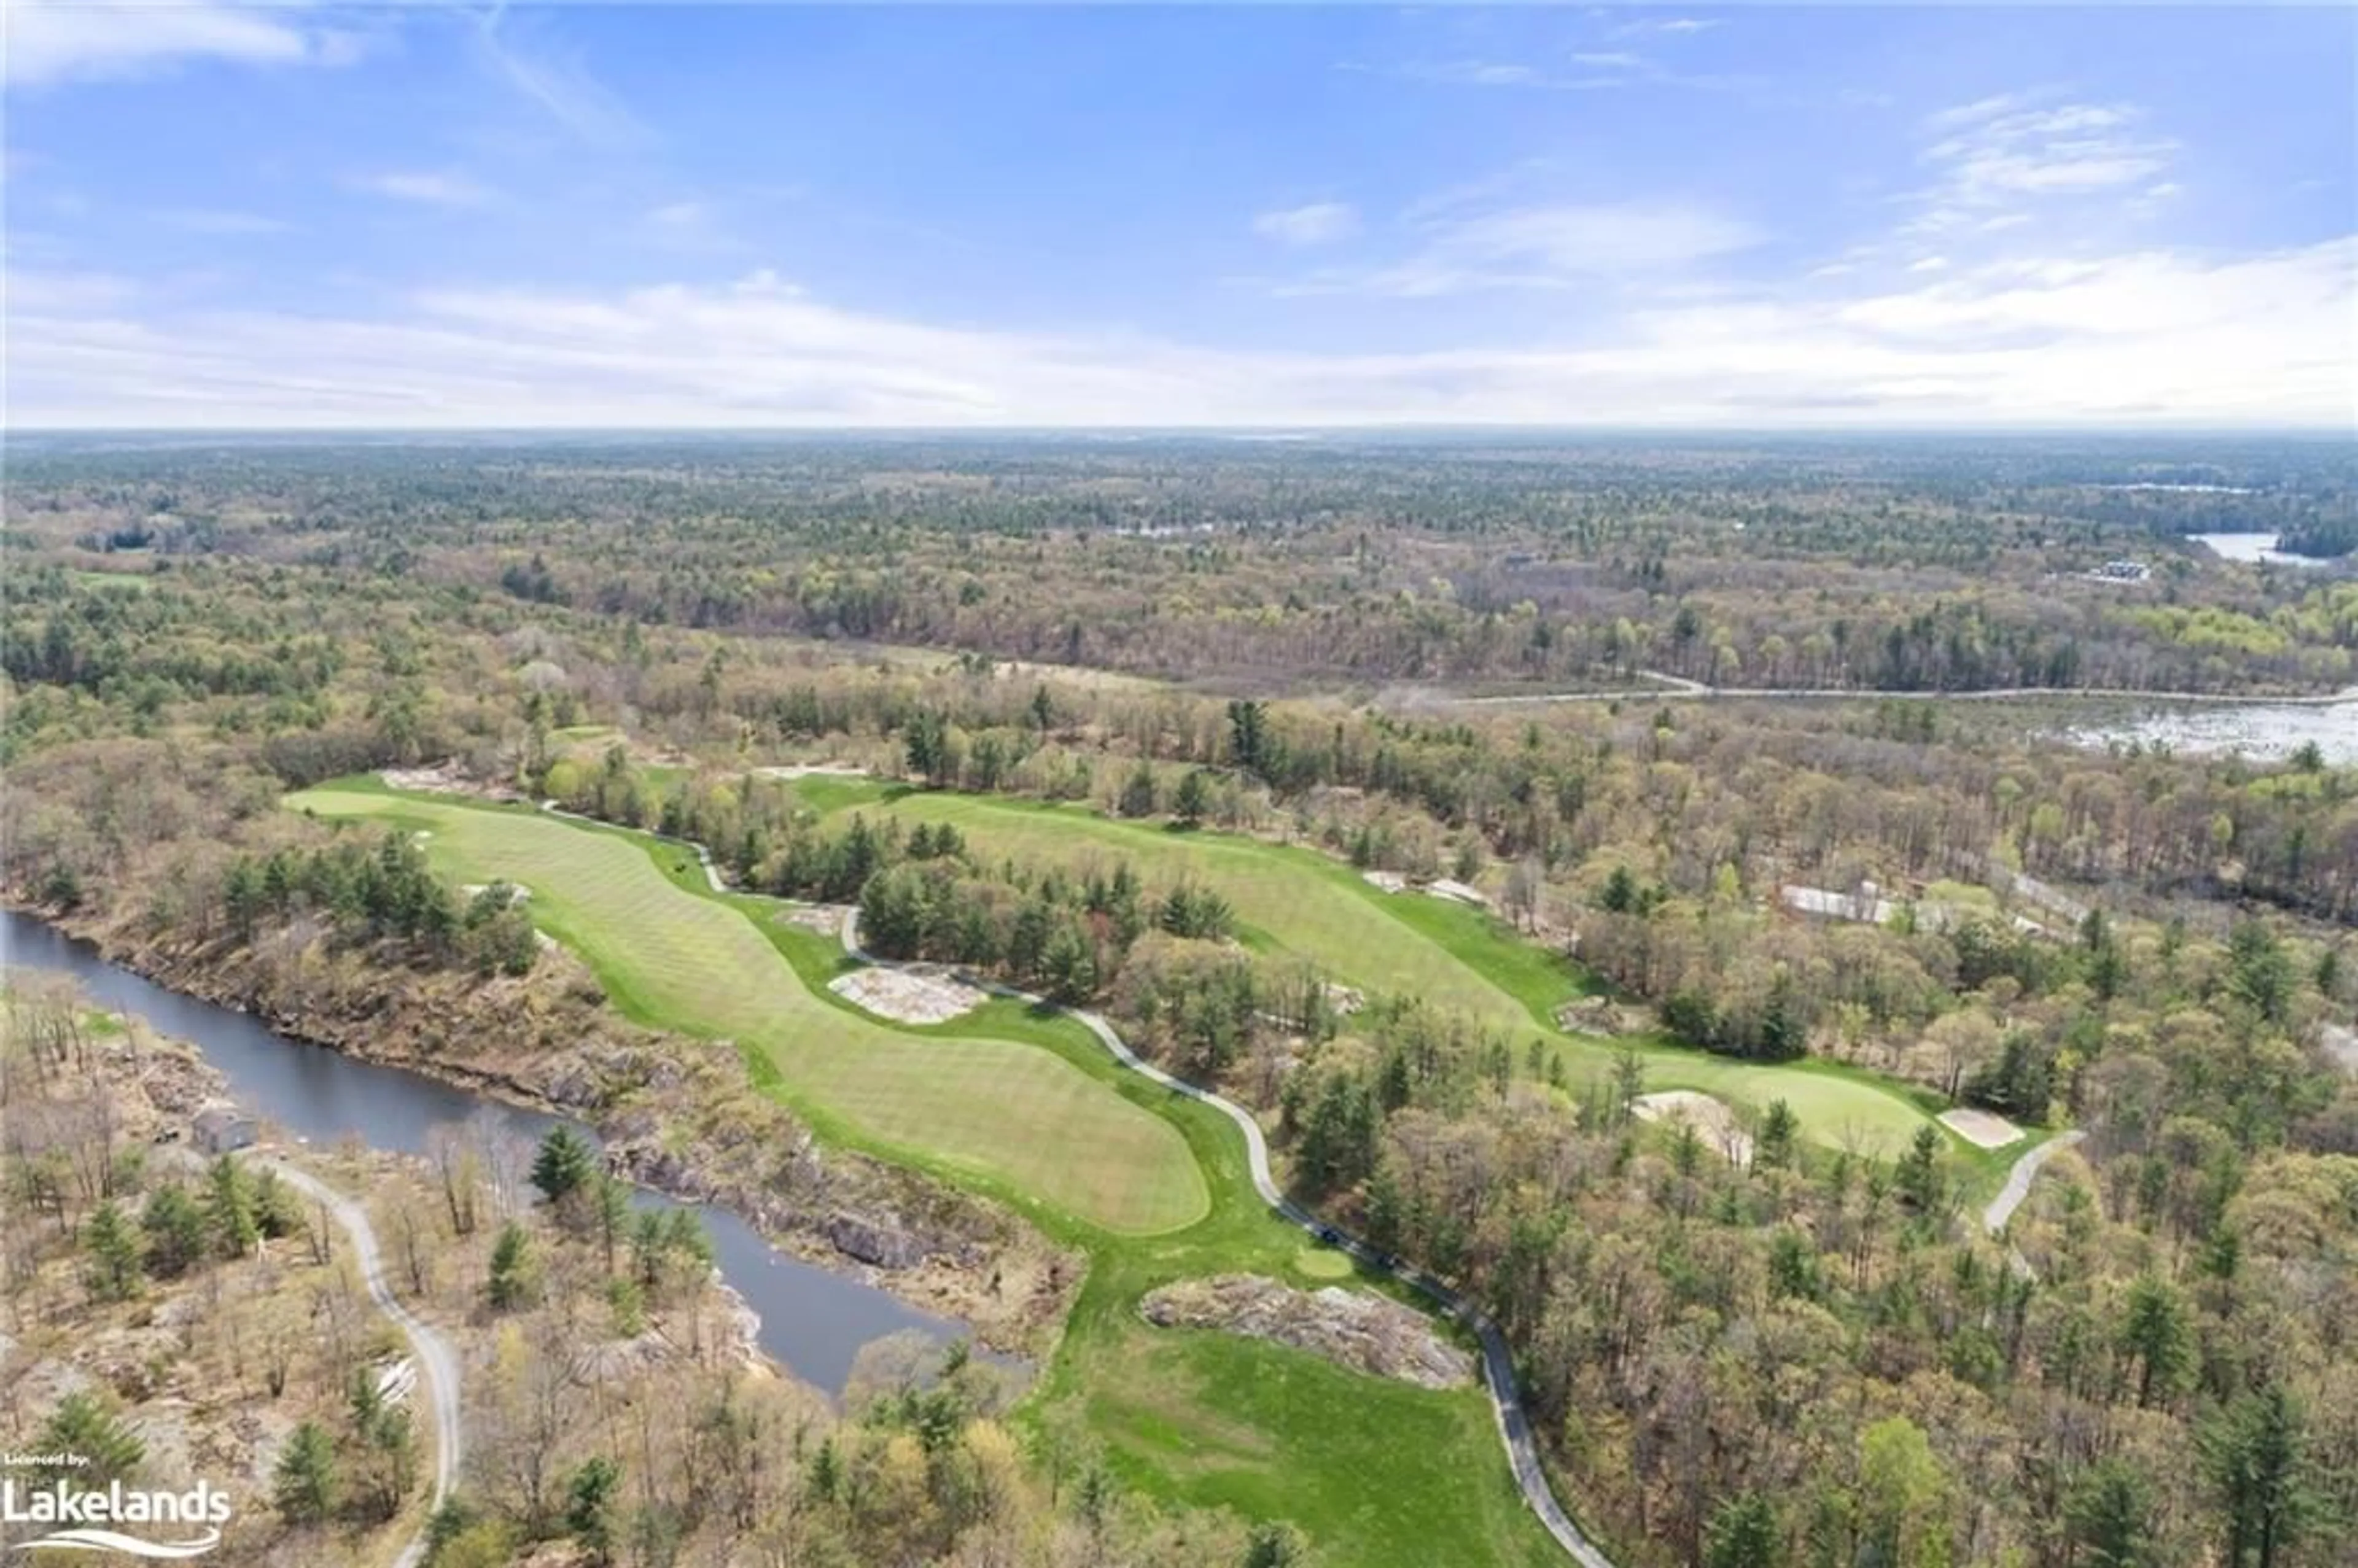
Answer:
[817,788,1933,1154]
[286,787,1208,1234]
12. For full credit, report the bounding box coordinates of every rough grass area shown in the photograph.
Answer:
[807,782,1939,1155]
[286,785,1207,1235]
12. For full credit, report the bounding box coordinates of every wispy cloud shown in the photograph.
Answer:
[1616,17,1724,39]
[473,4,644,146]
[1918,98,2174,215]
[13,241,2349,428]
[1274,187,1762,298]
[157,208,294,235]
[4,0,360,88]
[353,171,496,208]
[1253,202,1359,247]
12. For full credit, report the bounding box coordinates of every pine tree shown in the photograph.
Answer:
[486,1220,532,1310]
[566,1456,622,1566]
[2066,1457,2157,1568]
[273,1421,338,1526]
[205,1154,259,1259]
[141,1185,209,1278]
[1704,1492,1783,1568]
[83,1200,143,1301]
[531,1125,597,1212]
[34,1394,144,1489]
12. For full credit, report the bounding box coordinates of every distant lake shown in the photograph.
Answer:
[2069,695,2358,767]
[2192,532,2330,567]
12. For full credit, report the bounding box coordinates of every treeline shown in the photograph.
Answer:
[212,832,540,976]
[1248,912,2357,1568]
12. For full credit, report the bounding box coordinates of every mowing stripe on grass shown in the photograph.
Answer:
[287,786,1208,1235]
[812,787,1934,1154]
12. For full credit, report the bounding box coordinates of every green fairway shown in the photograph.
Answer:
[804,783,1937,1154]
[287,785,1208,1235]
[288,780,1567,1567]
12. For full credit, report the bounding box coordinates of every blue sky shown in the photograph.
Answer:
[6,3,2353,427]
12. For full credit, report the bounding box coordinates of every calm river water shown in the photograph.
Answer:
[0,909,982,1397]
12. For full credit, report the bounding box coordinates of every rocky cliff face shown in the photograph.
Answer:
[12,899,1080,1354]
[1139,1274,1476,1389]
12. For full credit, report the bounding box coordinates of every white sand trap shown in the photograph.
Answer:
[1939,1107,2025,1149]
[1361,869,1407,893]
[1632,1090,1754,1168]
[778,903,855,936]
[828,966,986,1025]
[753,763,868,780]
[1426,878,1490,909]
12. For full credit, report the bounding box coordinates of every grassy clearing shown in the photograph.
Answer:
[287,783,1207,1235]
[803,782,1939,1156]
[286,778,1565,1567]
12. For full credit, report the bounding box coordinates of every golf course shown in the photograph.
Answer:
[792,777,1942,1155]
[289,777,1570,1567]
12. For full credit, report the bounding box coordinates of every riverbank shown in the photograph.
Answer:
[2,896,1079,1362]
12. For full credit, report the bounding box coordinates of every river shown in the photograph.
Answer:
[0,909,986,1398]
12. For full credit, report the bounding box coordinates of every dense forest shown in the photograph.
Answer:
[3,435,2354,1568]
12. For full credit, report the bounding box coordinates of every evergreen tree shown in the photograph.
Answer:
[531,1125,597,1211]
[2204,1383,2324,1568]
[1703,1492,1783,1568]
[1894,1124,1945,1214]
[141,1184,208,1278]
[82,1200,143,1301]
[273,1421,338,1526]
[1173,767,1213,826]
[34,1394,143,1490]
[2115,1275,2194,1409]
[1756,1099,1799,1171]
[2066,1457,2158,1568]
[205,1154,259,1259]
[566,1456,623,1566]
[486,1220,533,1310]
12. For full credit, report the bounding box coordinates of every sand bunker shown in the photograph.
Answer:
[1939,1107,2025,1149]
[1632,1090,1754,1168]
[752,763,868,780]
[1361,869,1407,893]
[778,903,855,936]
[1426,878,1491,909]
[828,966,986,1025]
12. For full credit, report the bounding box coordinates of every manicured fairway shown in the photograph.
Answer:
[815,788,1544,1015]
[287,786,1208,1233]
[808,784,1936,1154]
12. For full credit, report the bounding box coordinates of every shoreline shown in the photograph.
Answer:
[1,896,1068,1363]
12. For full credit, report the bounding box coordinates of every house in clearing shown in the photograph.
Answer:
[192,1103,259,1155]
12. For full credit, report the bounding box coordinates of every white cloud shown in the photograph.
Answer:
[1615,17,1722,39]
[4,1,352,87]
[354,172,496,208]
[1918,98,2174,209]
[1281,196,1762,297]
[1571,52,1646,70]
[18,238,2344,429]
[647,201,707,228]
[1253,203,1359,247]
[472,6,644,145]
[157,208,294,235]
